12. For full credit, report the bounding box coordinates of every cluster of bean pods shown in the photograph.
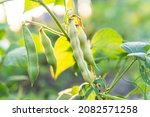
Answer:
[68,19,93,84]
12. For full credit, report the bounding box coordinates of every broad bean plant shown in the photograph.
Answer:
[0,0,150,100]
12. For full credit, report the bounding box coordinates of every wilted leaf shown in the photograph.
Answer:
[92,28,124,58]
[50,36,75,79]
[3,47,27,68]
[121,42,150,53]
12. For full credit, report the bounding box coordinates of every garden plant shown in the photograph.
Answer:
[0,0,150,100]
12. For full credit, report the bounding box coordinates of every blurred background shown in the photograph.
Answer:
[0,0,150,99]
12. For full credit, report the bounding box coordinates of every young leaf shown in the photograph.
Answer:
[50,36,75,79]
[3,47,27,68]
[91,28,124,58]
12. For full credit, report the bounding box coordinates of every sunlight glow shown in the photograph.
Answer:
[78,0,92,18]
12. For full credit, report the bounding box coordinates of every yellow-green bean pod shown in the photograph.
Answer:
[39,29,57,74]
[68,19,92,83]
[77,26,99,71]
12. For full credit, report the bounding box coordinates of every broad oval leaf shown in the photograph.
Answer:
[3,47,27,68]
[121,42,150,53]
[92,28,124,58]
[50,36,75,79]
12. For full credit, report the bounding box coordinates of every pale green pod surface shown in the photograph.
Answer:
[23,25,39,86]
[68,20,92,83]
[39,29,57,74]
[77,26,99,71]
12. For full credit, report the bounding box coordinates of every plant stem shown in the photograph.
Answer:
[25,20,64,36]
[37,0,70,40]
[107,59,136,93]
[64,0,67,12]
[99,93,126,100]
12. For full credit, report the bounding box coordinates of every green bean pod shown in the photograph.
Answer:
[39,29,57,74]
[77,26,99,71]
[23,25,39,86]
[68,20,92,83]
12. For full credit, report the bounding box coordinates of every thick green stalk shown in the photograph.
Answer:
[107,59,136,93]
[25,20,64,36]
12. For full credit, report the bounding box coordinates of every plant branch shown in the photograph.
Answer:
[107,59,136,93]
[99,93,126,100]
[25,20,64,36]
[34,0,70,40]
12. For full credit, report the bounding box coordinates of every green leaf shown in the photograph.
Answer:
[146,56,150,69]
[55,0,73,9]
[24,0,55,12]
[94,78,106,89]
[0,82,9,98]
[3,47,27,68]
[0,30,5,40]
[92,28,124,58]
[121,42,150,53]
[79,83,97,100]
[139,62,150,85]
[54,0,63,5]
[70,86,80,95]
[0,23,7,40]
[50,36,75,79]
[127,52,147,60]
